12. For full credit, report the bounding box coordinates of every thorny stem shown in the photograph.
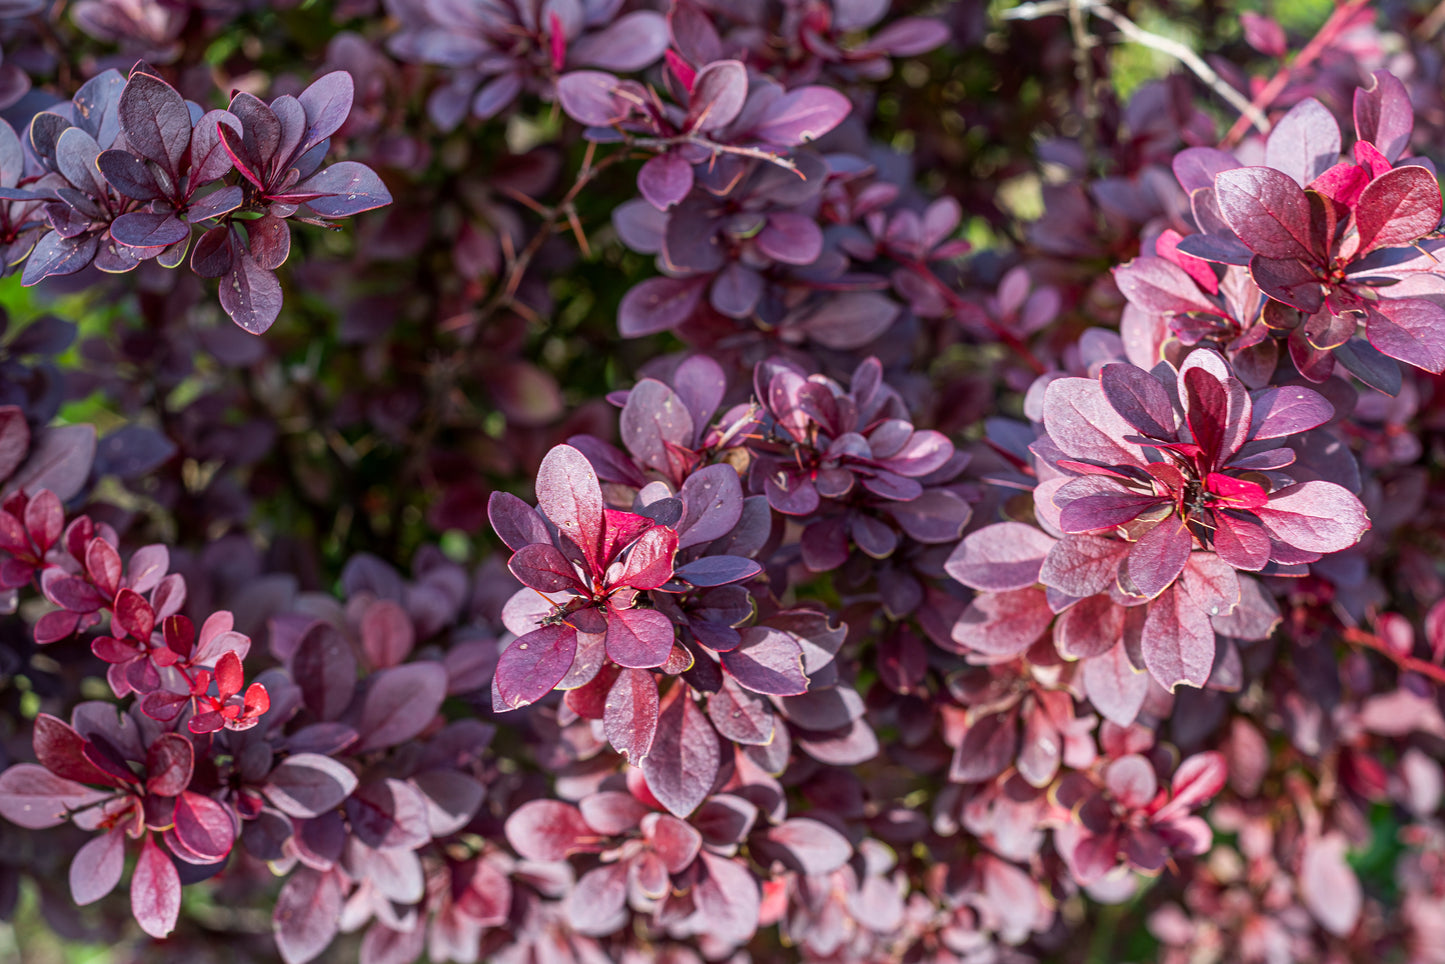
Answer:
[902,260,1048,375]
[1221,0,1373,147]
[1343,627,1445,685]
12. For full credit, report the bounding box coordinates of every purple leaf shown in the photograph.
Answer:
[535,444,605,571]
[1140,584,1215,691]
[274,867,343,964]
[1039,534,1130,597]
[1248,385,1334,438]
[692,852,760,945]
[1113,258,1220,316]
[1299,834,1362,937]
[131,835,180,939]
[944,522,1056,592]
[672,556,760,586]
[70,830,124,905]
[0,764,107,828]
[1056,594,1124,659]
[493,624,578,710]
[641,685,719,817]
[721,626,808,696]
[508,542,584,593]
[345,778,430,851]
[297,71,355,154]
[293,162,392,217]
[359,600,414,669]
[110,211,189,249]
[568,862,629,936]
[707,677,775,745]
[1366,298,1445,373]
[1099,362,1176,438]
[354,661,448,751]
[1264,98,1340,187]
[1123,519,1192,598]
[570,11,669,71]
[488,491,551,552]
[0,406,29,481]
[950,587,1052,656]
[172,790,235,862]
[219,247,283,335]
[685,60,748,132]
[751,86,851,145]
[1042,377,1147,467]
[619,275,708,337]
[263,753,358,819]
[556,71,628,126]
[756,211,823,265]
[1354,70,1412,162]
[1214,167,1317,261]
[859,17,952,56]
[1255,481,1369,553]
[762,818,852,875]
[638,152,693,210]
[5,424,95,502]
[1250,255,1323,313]
[604,667,660,763]
[118,72,190,178]
[292,622,357,721]
[1082,642,1150,726]
[504,800,599,861]
[605,605,676,669]
[797,291,901,349]
[1354,166,1442,254]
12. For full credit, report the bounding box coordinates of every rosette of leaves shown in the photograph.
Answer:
[0,705,239,938]
[488,443,761,718]
[1171,73,1445,390]
[744,355,965,569]
[18,64,390,335]
[384,0,669,129]
[668,0,952,85]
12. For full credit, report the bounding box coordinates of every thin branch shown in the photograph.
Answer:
[1343,627,1445,686]
[1068,0,1100,157]
[1087,5,1270,135]
[901,260,1048,375]
[1221,0,1372,146]
[1003,1,1268,137]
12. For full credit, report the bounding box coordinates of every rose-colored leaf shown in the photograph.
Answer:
[641,684,719,817]
[131,835,180,939]
[944,522,1056,592]
[274,867,343,964]
[604,668,660,763]
[70,830,124,905]
[504,800,599,861]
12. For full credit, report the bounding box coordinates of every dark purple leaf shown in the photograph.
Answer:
[641,685,719,817]
[488,491,551,552]
[1354,70,1412,161]
[1123,519,1192,598]
[293,162,392,217]
[219,248,283,335]
[119,72,190,177]
[292,622,357,721]
[110,211,189,249]
[354,661,448,751]
[619,275,707,337]
[1366,298,1445,373]
[508,542,584,593]
[757,211,823,265]
[0,407,29,482]
[707,677,775,745]
[1250,255,1323,313]
[1099,362,1176,438]
[672,556,760,586]
[1249,385,1334,438]
[172,790,235,862]
[297,71,355,154]
[263,753,358,819]
[96,150,162,200]
[638,152,693,210]
[493,624,578,711]
[345,778,430,851]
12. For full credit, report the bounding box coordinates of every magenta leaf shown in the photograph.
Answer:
[1354,165,1442,254]
[950,587,1053,656]
[556,71,629,126]
[1264,97,1340,187]
[345,777,430,851]
[692,852,760,946]
[70,830,125,905]
[604,606,675,669]
[508,542,584,593]
[751,86,850,146]
[641,685,719,817]
[1214,167,1317,261]
[1140,584,1215,691]
[131,835,181,939]
[1056,594,1124,660]
[504,800,599,861]
[1255,481,1369,553]
[1248,385,1335,438]
[172,790,235,862]
[685,60,747,132]
[146,732,194,796]
[291,622,357,721]
[604,668,660,763]
[1353,70,1412,161]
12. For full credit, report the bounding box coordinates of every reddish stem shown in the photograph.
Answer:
[902,261,1048,375]
[1221,0,1373,147]
[1343,627,1445,685]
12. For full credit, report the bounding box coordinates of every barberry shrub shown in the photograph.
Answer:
[0,2,1442,963]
